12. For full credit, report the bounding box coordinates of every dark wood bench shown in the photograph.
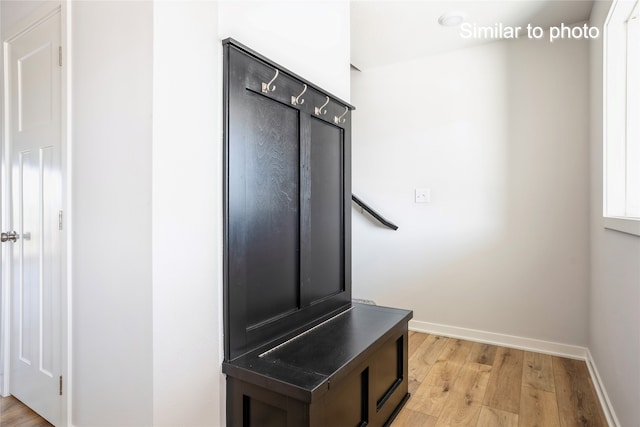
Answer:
[224,303,412,427]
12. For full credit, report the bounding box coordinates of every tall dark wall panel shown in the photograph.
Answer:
[224,41,354,361]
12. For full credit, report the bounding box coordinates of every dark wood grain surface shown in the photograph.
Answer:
[224,41,353,361]
[224,303,412,401]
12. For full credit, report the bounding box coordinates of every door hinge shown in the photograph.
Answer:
[58,46,62,67]
[59,211,63,231]
[59,375,63,396]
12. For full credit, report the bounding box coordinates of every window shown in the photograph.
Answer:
[604,0,640,236]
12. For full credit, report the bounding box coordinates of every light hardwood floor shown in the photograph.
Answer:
[0,395,51,427]
[392,331,608,427]
[0,333,608,427]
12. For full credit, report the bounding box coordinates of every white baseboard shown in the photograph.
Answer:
[585,349,621,427]
[410,320,587,359]
[410,320,619,426]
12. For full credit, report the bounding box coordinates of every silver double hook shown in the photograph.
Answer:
[315,96,330,116]
[291,84,307,106]
[262,68,279,93]
[334,106,348,124]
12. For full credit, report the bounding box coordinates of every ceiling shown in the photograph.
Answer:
[351,0,595,70]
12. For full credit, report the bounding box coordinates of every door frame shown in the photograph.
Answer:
[1,1,70,425]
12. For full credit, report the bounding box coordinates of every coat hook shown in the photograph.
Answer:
[291,84,307,106]
[262,69,279,93]
[315,96,329,116]
[334,106,348,124]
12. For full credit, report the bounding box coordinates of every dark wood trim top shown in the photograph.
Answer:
[222,38,355,110]
[222,303,413,403]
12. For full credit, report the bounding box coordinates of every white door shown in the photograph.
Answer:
[5,9,62,426]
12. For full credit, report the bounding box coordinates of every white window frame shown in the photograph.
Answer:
[603,0,640,236]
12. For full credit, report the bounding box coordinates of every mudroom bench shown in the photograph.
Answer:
[223,303,412,427]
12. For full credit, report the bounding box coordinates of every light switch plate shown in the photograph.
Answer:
[415,188,430,203]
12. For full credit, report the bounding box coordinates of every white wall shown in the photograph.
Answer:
[71,1,154,425]
[218,0,351,101]
[589,1,640,425]
[351,35,590,347]
[152,1,223,426]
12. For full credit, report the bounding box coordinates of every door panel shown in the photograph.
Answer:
[18,42,54,131]
[7,9,62,426]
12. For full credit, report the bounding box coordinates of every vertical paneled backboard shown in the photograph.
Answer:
[223,39,354,361]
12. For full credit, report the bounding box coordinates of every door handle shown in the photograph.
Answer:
[1,231,18,243]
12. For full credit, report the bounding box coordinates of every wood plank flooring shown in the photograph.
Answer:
[0,333,608,427]
[393,331,608,427]
[0,396,51,427]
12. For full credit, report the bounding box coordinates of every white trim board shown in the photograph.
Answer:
[410,320,619,426]
[586,349,621,427]
[603,216,640,237]
[410,320,588,359]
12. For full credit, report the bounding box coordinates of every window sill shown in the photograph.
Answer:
[603,216,640,237]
